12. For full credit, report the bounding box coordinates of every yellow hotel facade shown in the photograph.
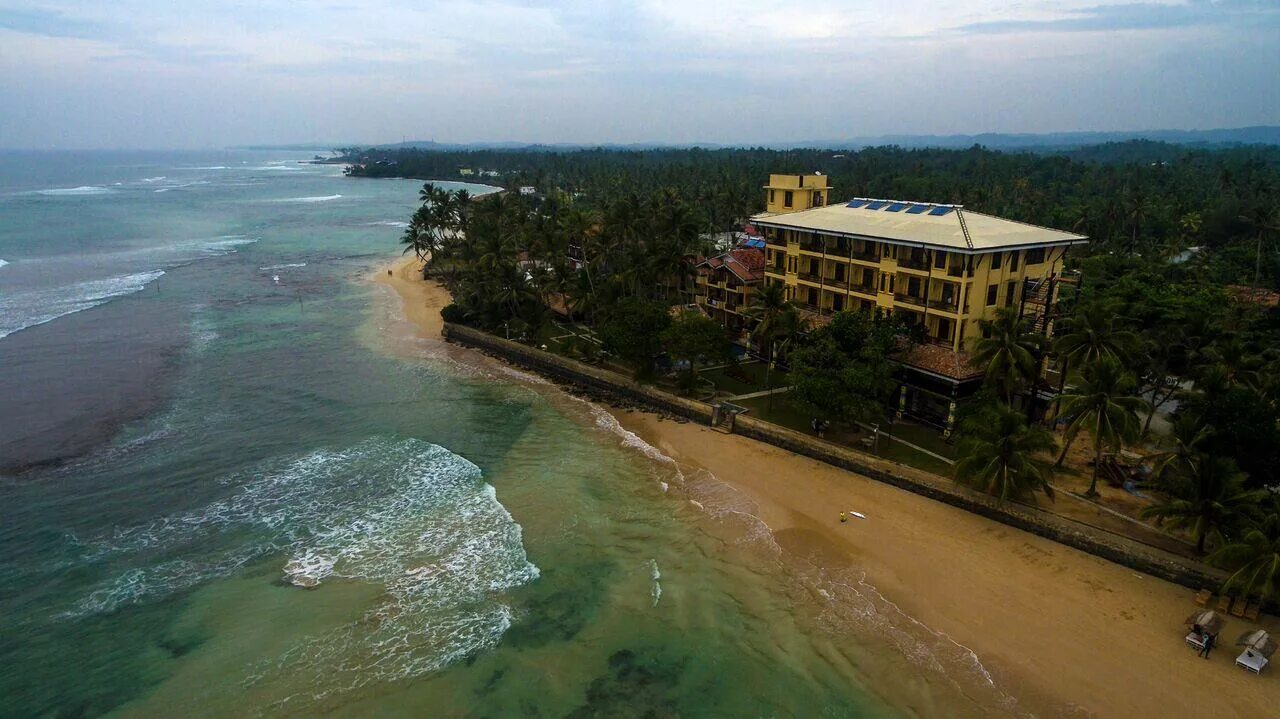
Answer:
[754,174,1087,356]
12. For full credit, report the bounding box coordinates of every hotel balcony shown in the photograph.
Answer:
[893,292,929,308]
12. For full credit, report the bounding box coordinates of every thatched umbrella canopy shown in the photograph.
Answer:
[1236,630,1278,658]
[1185,610,1225,635]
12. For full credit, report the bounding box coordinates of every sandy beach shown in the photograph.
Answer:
[376,254,1280,718]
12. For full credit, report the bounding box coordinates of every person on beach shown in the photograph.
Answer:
[1198,632,1215,659]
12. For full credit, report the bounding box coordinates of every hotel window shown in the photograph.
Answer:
[1026,248,1045,265]
[991,252,1002,270]
[784,191,794,208]
[769,190,776,204]
[934,250,946,269]
[812,193,824,207]
[1006,281,1017,307]
[862,268,874,287]
[986,284,998,306]
[1008,251,1019,271]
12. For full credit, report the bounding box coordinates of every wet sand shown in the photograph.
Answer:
[376,255,1280,718]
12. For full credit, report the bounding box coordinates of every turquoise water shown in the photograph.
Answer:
[0,152,1009,718]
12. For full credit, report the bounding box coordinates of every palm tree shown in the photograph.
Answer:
[1141,456,1263,554]
[971,307,1042,405]
[1209,510,1280,601]
[1238,206,1280,288]
[1149,413,1212,487]
[1053,300,1137,369]
[1053,356,1147,497]
[955,403,1058,502]
[745,282,789,358]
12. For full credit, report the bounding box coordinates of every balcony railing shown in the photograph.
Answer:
[898,258,931,271]
[894,293,928,308]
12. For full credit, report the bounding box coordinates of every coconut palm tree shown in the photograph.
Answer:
[1209,510,1280,601]
[1149,413,1212,488]
[1053,356,1147,496]
[971,307,1043,405]
[1141,455,1264,554]
[955,403,1058,502]
[745,282,790,358]
[1053,300,1137,369]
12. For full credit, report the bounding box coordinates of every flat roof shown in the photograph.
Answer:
[752,198,1087,253]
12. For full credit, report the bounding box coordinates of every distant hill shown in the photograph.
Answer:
[345,126,1280,153]
[810,126,1280,151]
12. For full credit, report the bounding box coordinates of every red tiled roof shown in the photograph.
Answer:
[900,343,983,381]
[1226,285,1280,308]
[694,248,766,283]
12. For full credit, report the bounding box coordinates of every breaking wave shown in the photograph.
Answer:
[0,270,164,339]
[259,263,307,270]
[277,194,343,203]
[31,185,113,197]
[68,438,538,702]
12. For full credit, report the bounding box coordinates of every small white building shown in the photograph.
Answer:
[519,186,536,196]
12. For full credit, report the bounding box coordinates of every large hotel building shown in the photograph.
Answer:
[748,173,1088,428]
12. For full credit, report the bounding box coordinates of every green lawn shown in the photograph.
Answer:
[883,420,957,459]
[700,361,790,397]
[736,396,956,477]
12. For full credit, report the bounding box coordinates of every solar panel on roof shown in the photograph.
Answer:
[885,203,908,212]
[928,206,954,216]
[845,200,869,208]
[905,204,929,214]
[865,201,888,210]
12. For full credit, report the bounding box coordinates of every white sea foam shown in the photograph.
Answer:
[190,166,229,170]
[141,176,166,183]
[277,194,343,203]
[0,259,8,269]
[200,237,258,254]
[32,185,113,196]
[0,270,165,339]
[649,558,662,607]
[70,438,538,703]
[369,220,410,228]
[259,263,307,270]
[590,405,681,471]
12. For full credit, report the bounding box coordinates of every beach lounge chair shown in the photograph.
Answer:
[1186,632,1208,651]
[1236,650,1269,674]
[1218,594,1236,613]
[1194,589,1213,607]
[1232,598,1248,618]
[1244,600,1262,621]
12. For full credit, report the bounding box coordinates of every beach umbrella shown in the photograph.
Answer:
[1184,609,1225,634]
[1236,630,1278,658]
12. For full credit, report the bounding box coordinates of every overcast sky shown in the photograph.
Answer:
[1,0,1278,149]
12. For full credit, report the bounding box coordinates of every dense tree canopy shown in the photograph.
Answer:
[346,142,1280,288]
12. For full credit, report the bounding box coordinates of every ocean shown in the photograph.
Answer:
[0,151,1010,718]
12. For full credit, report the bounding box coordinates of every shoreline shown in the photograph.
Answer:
[373,254,1280,717]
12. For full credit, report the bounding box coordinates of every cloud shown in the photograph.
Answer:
[955,0,1280,34]
[0,1,1276,148]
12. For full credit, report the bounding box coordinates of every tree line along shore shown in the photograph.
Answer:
[345,143,1280,611]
